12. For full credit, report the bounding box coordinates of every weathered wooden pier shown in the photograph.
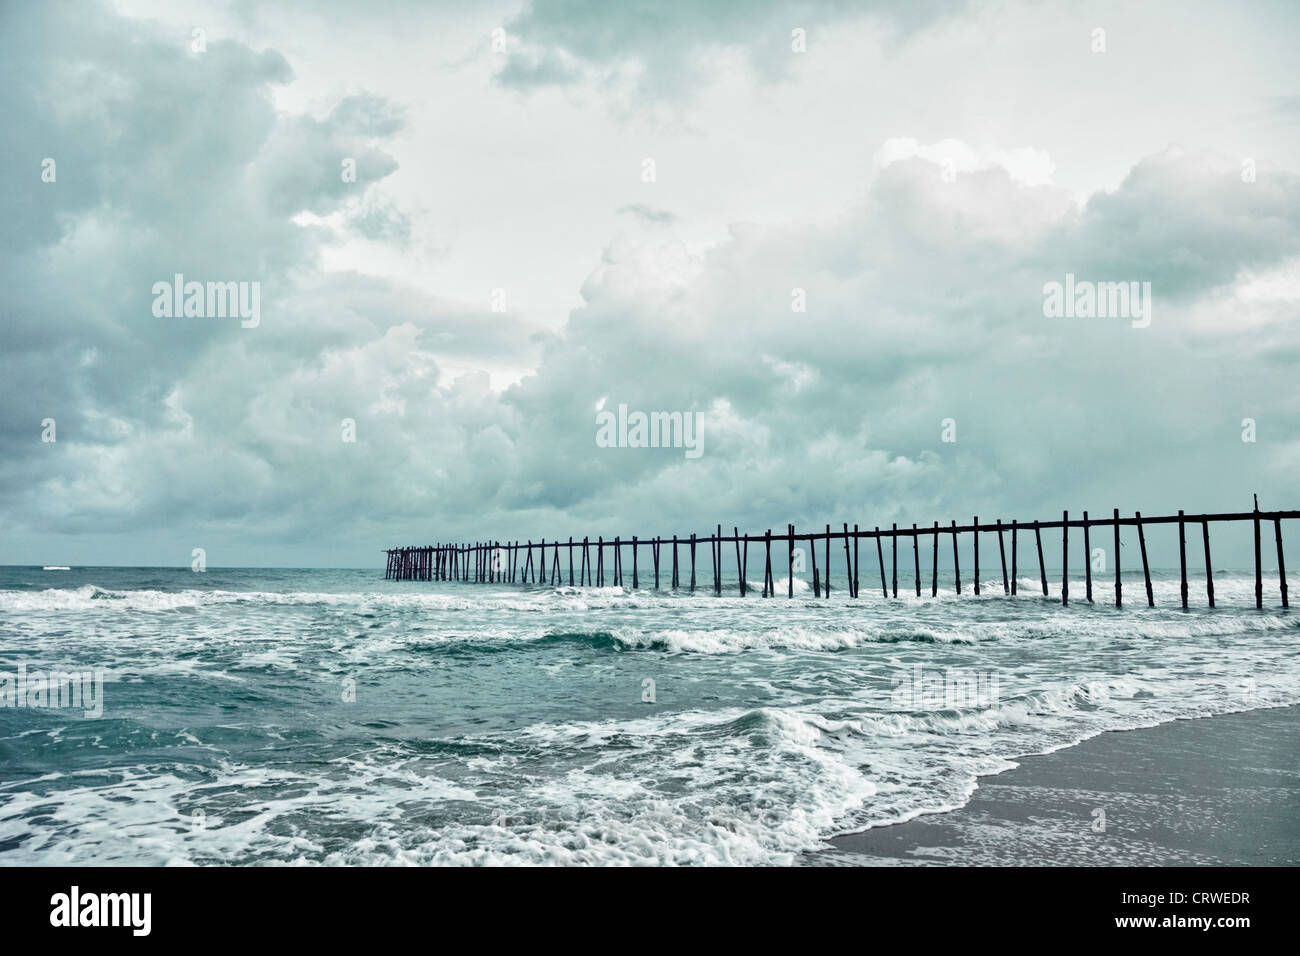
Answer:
[385,498,1295,609]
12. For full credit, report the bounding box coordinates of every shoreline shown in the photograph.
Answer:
[816,705,1300,866]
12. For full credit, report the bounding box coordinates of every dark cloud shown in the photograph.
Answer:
[2,2,1298,569]
[496,0,972,99]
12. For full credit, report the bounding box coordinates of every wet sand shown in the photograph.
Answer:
[818,705,1300,865]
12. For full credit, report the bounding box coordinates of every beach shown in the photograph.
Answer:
[821,705,1299,866]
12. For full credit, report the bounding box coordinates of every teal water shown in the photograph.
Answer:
[0,566,1296,865]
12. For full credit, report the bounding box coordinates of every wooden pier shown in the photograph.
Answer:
[385,499,1296,608]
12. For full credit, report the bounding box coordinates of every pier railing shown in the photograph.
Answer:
[385,498,1294,609]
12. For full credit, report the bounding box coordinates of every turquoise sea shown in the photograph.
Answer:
[0,564,1296,864]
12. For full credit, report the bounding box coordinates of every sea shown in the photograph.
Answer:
[0,564,1296,865]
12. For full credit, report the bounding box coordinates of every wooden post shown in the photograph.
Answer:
[843,523,854,598]
[875,528,887,598]
[759,530,769,598]
[810,528,820,598]
[1178,511,1188,609]
[1083,512,1092,603]
[1201,521,1214,608]
[854,524,861,598]
[653,538,660,590]
[689,533,697,592]
[891,523,898,598]
[735,527,746,597]
[910,524,919,597]
[716,524,723,595]
[1114,509,1122,608]
[931,521,939,597]
[671,535,679,590]
[973,516,980,596]
[632,536,639,589]
[1254,495,1263,609]
[788,525,795,599]
[951,520,960,594]
[1275,517,1289,609]
[1136,512,1154,607]
[997,520,1008,594]
[825,525,831,599]
[1011,520,1017,595]
[1034,522,1047,596]
[743,532,751,596]
[825,524,832,599]
[1061,511,1068,606]
[707,532,714,594]
[709,528,717,595]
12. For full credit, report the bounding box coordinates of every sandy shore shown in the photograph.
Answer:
[816,705,1299,866]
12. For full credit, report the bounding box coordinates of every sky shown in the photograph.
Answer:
[2,0,1299,568]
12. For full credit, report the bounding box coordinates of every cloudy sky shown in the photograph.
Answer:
[4,0,1299,568]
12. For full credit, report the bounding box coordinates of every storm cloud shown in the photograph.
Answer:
[3,0,1298,567]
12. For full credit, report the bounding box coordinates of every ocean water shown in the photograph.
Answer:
[0,565,1296,866]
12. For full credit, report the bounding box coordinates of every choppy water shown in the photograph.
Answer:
[0,565,1296,865]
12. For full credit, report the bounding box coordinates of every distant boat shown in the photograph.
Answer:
[42,566,71,571]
